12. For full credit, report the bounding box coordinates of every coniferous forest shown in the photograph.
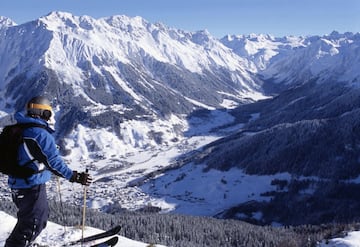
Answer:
[1,199,359,247]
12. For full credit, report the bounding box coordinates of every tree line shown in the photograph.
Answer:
[1,199,359,247]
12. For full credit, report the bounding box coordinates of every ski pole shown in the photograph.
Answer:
[81,169,88,245]
[56,176,67,235]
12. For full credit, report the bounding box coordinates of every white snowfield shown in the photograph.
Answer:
[318,232,360,247]
[0,211,166,247]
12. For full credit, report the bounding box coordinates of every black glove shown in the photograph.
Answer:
[70,171,92,186]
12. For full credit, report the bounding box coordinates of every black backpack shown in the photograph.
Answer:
[0,123,46,178]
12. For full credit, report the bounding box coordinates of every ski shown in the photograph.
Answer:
[90,236,119,247]
[32,236,119,247]
[62,225,121,246]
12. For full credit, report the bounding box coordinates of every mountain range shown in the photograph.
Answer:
[0,11,360,226]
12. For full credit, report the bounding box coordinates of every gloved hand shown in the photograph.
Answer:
[70,171,92,186]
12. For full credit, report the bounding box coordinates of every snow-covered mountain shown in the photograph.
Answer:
[222,32,360,87]
[221,34,304,71]
[0,16,16,30]
[0,11,360,228]
[0,12,264,112]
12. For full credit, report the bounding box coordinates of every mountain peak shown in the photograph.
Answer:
[39,11,100,31]
[41,11,76,22]
[104,14,148,27]
[0,16,16,28]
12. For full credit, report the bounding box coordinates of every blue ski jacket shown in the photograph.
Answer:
[8,112,74,189]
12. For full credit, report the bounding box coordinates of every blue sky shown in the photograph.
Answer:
[1,0,359,37]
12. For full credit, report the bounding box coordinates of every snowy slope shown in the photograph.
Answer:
[318,232,360,247]
[0,11,268,160]
[221,32,360,86]
[0,11,265,113]
[39,11,253,75]
[0,110,243,215]
[0,211,165,247]
[141,163,291,216]
[0,16,16,29]
[221,33,305,70]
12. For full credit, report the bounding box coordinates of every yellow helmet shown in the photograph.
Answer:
[26,96,53,121]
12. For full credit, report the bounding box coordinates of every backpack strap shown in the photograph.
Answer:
[14,123,48,180]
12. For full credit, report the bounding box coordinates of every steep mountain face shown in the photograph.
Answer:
[1,11,360,226]
[140,84,360,224]
[221,34,305,71]
[221,32,360,87]
[0,12,264,137]
[140,32,360,225]
[0,17,15,30]
[196,82,360,179]
[197,32,360,180]
[141,79,360,225]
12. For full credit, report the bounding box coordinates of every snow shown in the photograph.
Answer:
[0,211,165,246]
[221,34,305,71]
[37,11,254,85]
[141,164,292,216]
[318,231,360,247]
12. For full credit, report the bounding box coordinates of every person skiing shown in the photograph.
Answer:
[4,96,92,247]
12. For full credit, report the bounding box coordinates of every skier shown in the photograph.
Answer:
[4,96,92,247]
